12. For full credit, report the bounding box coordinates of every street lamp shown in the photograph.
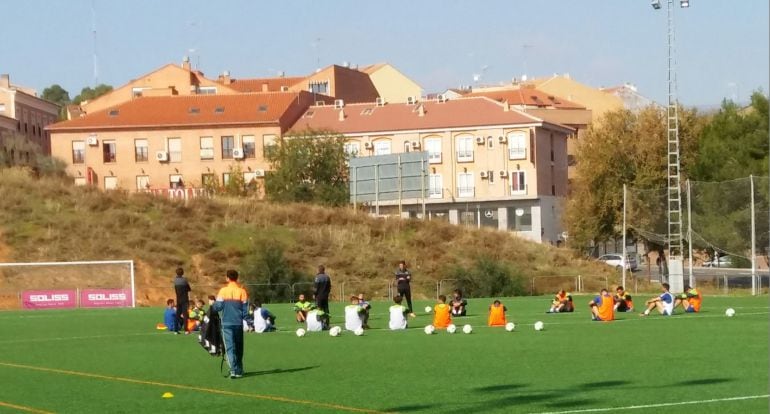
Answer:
[652,0,689,293]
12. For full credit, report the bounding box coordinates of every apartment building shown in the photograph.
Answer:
[48,91,320,197]
[290,96,573,244]
[0,74,60,155]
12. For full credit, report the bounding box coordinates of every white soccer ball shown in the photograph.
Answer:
[425,306,433,313]
[505,322,515,332]
[725,308,736,317]
[534,321,544,331]
[424,325,435,335]
[329,326,341,337]
[295,328,306,337]
[462,324,473,334]
[354,327,364,336]
[446,324,457,334]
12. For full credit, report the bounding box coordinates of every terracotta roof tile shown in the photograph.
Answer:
[289,97,568,135]
[48,92,313,131]
[466,88,585,109]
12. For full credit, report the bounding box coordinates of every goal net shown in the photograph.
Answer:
[0,260,135,310]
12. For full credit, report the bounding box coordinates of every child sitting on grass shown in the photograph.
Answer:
[163,299,177,333]
[433,295,452,329]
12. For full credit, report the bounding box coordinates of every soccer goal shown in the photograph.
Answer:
[0,260,135,310]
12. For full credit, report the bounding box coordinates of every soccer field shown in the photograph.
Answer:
[0,295,767,413]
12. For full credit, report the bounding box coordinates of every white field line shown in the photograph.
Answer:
[528,394,770,414]
[0,332,158,344]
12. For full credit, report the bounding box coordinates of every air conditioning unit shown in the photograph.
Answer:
[155,151,168,162]
[411,141,421,149]
[232,148,244,159]
[375,97,385,106]
[475,136,485,145]
[407,96,417,105]
[253,169,266,177]
[480,171,489,179]
[498,136,507,144]
[334,99,345,109]
[364,142,373,150]
[437,94,446,103]
[87,136,98,146]
[499,170,508,178]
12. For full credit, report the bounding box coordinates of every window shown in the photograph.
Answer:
[511,170,527,194]
[222,172,231,185]
[169,174,184,189]
[457,173,475,197]
[221,136,234,159]
[72,141,85,164]
[459,210,477,227]
[134,139,148,162]
[136,175,150,190]
[344,142,360,157]
[429,174,443,198]
[168,138,182,162]
[263,134,277,158]
[508,131,527,160]
[102,140,116,163]
[200,137,214,160]
[0,103,5,112]
[309,81,329,95]
[242,135,256,158]
[373,140,391,156]
[425,138,442,164]
[104,176,118,190]
[243,171,257,185]
[198,86,217,95]
[131,87,147,98]
[508,206,532,231]
[456,136,474,162]
[74,177,86,186]
[403,141,411,153]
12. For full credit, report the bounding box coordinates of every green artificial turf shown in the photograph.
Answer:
[0,295,767,413]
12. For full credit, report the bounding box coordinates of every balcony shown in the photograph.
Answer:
[457,186,475,198]
[428,152,442,164]
[456,150,474,163]
[508,147,526,160]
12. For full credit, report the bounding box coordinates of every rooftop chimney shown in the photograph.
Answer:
[182,56,191,71]
[0,74,9,88]
[262,83,269,92]
[417,104,426,117]
[502,100,509,112]
[338,108,346,121]
[221,70,231,85]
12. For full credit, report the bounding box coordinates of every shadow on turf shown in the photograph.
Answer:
[243,365,319,377]
[675,378,733,386]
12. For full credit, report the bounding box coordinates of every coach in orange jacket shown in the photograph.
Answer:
[212,270,249,378]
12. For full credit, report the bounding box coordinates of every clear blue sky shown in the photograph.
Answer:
[1,0,767,106]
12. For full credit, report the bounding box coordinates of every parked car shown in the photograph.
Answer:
[704,255,733,268]
[597,254,638,271]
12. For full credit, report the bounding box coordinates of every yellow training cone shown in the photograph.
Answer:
[162,392,174,398]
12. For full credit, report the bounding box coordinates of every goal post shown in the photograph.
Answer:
[0,260,135,309]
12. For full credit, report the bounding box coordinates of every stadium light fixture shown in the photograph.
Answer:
[651,0,662,10]
[680,0,689,7]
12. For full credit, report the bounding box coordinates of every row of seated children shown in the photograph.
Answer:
[432,295,511,329]
[161,299,206,333]
[587,283,702,322]
[548,286,634,315]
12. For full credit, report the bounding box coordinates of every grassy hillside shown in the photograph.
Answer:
[0,168,614,305]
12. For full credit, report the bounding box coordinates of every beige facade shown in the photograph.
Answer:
[360,63,423,103]
[51,126,279,194]
[0,74,60,154]
[527,74,624,123]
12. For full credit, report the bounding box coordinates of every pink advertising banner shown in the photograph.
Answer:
[22,290,78,309]
[80,289,132,308]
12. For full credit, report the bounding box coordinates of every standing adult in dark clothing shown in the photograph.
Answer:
[173,267,191,334]
[395,260,415,316]
[313,265,332,315]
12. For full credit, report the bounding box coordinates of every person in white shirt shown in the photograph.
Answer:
[344,295,364,331]
[252,300,276,333]
[306,309,327,332]
[389,295,409,330]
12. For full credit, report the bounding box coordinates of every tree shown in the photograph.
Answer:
[41,84,70,106]
[564,106,703,253]
[264,128,349,206]
[72,84,113,105]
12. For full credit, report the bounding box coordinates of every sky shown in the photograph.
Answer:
[1,0,767,107]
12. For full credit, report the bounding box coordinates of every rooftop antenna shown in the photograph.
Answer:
[91,0,99,86]
[187,20,200,70]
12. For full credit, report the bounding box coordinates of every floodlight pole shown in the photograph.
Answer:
[654,0,687,293]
